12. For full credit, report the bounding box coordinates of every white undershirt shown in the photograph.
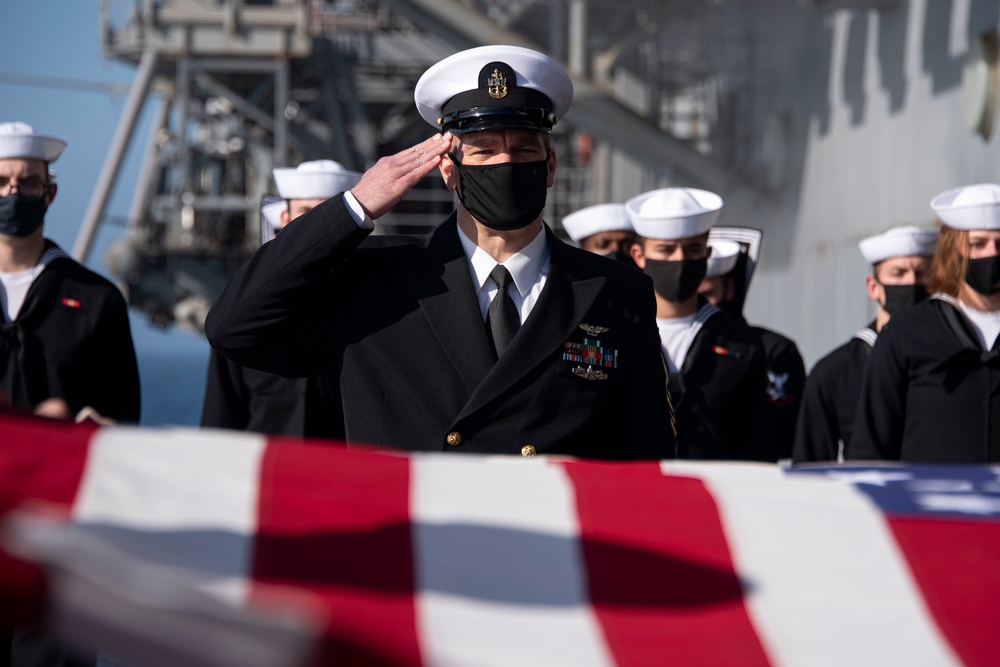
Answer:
[0,265,43,322]
[958,301,1000,350]
[657,313,699,374]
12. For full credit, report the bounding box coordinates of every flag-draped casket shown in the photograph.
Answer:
[1,414,997,666]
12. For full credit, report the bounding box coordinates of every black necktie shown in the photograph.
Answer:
[488,264,520,357]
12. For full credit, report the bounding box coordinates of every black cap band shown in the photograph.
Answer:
[439,61,557,134]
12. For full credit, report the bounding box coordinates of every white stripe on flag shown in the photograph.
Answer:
[664,462,960,667]
[411,456,613,667]
[73,426,266,605]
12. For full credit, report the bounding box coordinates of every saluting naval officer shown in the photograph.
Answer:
[200,160,360,438]
[205,45,673,459]
[793,224,937,463]
[626,188,773,461]
[698,229,806,460]
[561,202,637,267]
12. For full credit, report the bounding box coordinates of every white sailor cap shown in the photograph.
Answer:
[261,199,285,231]
[259,196,285,245]
[930,183,1000,230]
[561,203,633,242]
[0,121,66,163]
[273,160,361,200]
[859,225,939,264]
[705,239,742,278]
[625,187,723,240]
[414,45,573,135]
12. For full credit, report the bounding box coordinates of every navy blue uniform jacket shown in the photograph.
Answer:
[205,194,673,459]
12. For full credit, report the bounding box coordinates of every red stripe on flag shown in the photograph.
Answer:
[564,461,771,666]
[0,414,95,512]
[0,415,96,624]
[886,517,1000,667]
[250,441,422,666]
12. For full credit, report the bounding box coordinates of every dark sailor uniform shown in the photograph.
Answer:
[669,303,774,461]
[200,349,345,438]
[848,295,1000,463]
[752,325,805,460]
[792,323,876,463]
[0,242,140,421]
[205,195,673,459]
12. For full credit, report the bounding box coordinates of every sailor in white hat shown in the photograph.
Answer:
[696,228,807,462]
[0,121,139,430]
[259,160,362,244]
[794,224,938,464]
[697,238,742,305]
[273,159,362,228]
[561,203,637,266]
[207,46,674,460]
[625,187,773,462]
[849,185,1000,463]
[203,159,360,436]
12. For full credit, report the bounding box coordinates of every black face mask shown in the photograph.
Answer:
[965,256,1000,296]
[880,283,929,314]
[454,159,548,232]
[601,249,638,270]
[642,257,708,303]
[0,191,47,238]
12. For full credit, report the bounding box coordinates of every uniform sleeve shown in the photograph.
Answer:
[791,366,842,463]
[617,276,675,460]
[205,194,370,378]
[846,324,907,461]
[741,343,777,462]
[200,349,250,429]
[767,341,806,460]
[90,291,141,422]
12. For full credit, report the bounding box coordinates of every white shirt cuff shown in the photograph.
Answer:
[343,191,375,230]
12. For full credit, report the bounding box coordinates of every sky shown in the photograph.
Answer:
[1,0,210,425]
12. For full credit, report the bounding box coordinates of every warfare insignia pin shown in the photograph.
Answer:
[487,69,508,99]
[572,365,608,381]
[579,323,609,336]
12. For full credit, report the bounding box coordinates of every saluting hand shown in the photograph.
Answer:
[350,132,452,220]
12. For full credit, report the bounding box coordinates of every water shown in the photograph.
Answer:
[130,313,211,427]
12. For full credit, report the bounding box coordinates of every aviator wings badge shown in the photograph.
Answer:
[578,323,609,336]
[572,365,608,381]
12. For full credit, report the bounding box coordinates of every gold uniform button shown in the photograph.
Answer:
[446,431,462,447]
[521,444,537,457]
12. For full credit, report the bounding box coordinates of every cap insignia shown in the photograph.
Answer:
[487,69,508,99]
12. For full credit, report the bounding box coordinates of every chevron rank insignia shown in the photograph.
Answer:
[571,364,608,381]
[579,323,609,336]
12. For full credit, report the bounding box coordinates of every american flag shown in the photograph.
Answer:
[1,414,997,666]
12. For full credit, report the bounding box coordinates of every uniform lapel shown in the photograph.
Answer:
[405,215,496,392]
[455,228,605,422]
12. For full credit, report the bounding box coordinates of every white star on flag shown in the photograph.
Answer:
[916,493,1000,516]
[823,470,914,486]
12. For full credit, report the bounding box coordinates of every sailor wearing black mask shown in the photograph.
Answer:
[849,184,1000,463]
[0,122,139,423]
[793,224,937,464]
[206,45,672,460]
[561,203,637,268]
[627,188,773,462]
[0,122,141,667]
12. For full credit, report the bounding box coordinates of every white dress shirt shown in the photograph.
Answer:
[457,224,549,324]
[342,194,550,323]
